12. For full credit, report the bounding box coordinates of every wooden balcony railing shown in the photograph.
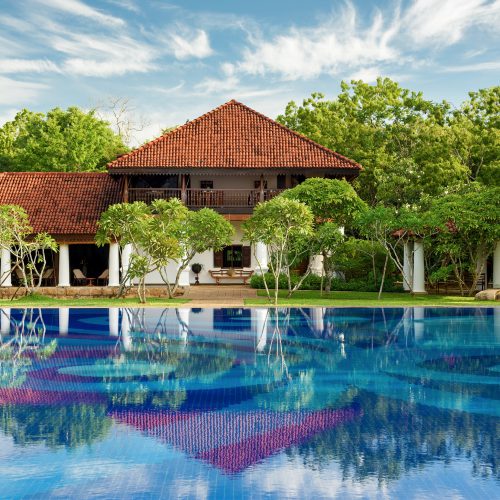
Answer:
[128,188,284,210]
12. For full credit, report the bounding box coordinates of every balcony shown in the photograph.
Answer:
[128,188,284,213]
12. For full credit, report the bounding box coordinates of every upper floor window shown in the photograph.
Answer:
[200,180,214,189]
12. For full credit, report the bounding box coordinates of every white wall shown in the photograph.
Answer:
[143,220,257,285]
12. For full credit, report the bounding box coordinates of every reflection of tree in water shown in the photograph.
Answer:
[294,391,499,482]
[110,308,237,410]
[0,308,57,388]
[0,404,111,449]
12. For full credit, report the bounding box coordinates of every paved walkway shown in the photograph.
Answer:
[182,284,258,307]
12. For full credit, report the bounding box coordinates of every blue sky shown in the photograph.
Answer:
[1,0,499,145]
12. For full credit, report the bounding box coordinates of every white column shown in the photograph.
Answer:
[59,308,69,336]
[1,308,11,337]
[254,242,268,274]
[255,308,268,352]
[413,239,426,294]
[1,247,12,287]
[413,307,425,343]
[310,307,325,335]
[493,242,500,288]
[58,244,70,287]
[121,243,133,286]
[177,308,190,343]
[108,242,120,287]
[121,309,132,350]
[310,254,324,276]
[109,308,119,337]
[403,241,413,291]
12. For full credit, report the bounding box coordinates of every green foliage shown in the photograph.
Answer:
[0,204,58,292]
[280,177,366,224]
[0,107,127,171]
[426,184,500,295]
[244,197,314,304]
[249,272,400,292]
[277,78,497,207]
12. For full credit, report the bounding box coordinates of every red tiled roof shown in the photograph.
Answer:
[0,172,122,235]
[108,100,361,171]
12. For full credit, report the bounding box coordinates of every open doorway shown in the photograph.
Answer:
[69,244,108,282]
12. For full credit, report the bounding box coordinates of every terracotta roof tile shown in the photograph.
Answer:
[0,172,122,235]
[108,100,361,171]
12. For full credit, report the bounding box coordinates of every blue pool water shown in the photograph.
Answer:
[0,306,498,499]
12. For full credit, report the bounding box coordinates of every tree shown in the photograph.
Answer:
[0,107,127,172]
[96,200,183,303]
[427,184,500,296]
[448,86,500,186]
[0,205,58,294]
[280,178,366,293]
[356,206,424,297]
[243,197,314,305]
[97,199,234,301]
[277,78,469,207]
[158,207,234,298]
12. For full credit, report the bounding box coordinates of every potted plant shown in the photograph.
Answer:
[191,263,203,285]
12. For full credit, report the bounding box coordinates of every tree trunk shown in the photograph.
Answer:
[378,254,388,300]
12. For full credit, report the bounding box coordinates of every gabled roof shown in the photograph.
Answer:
[108,100,361,171]
[0,172,122,235]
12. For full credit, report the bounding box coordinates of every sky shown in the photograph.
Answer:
[0,0,499,145]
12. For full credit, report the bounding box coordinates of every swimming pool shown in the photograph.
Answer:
[0,306,498,499]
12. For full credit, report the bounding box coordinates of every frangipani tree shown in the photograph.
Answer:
[0,205,57,294]
[243,197,314,305]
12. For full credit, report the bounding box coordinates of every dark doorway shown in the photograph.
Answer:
[69,244,108,280]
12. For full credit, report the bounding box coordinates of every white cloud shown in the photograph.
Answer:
[167,28,213,60]
[106,0,139,13]
[195,75,239,94]
[236,3,400,80]
[442,60,500,72]
[34,0,125,27]
[0,76,48,105]
[403,0,500,47]
[347,66,382,83]
[0,59,60,74]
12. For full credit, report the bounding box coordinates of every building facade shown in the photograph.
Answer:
[0,99,361,287]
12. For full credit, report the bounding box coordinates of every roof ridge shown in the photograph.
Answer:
[107,99,240,169]
[229,100,362,169]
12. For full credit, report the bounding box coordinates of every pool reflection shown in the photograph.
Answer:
[0,306,498,498]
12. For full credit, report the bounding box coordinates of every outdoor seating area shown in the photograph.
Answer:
[209,268,254,285]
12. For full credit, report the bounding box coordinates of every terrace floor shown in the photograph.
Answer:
[183,284,258,307]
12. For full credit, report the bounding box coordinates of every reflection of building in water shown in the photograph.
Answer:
[0,307,10,337]
[255,308,268,352]
[111,406,361,474]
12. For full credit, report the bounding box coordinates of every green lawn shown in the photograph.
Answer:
[0,294,189,308]
[244,290,497,307]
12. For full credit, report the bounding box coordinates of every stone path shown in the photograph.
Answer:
[181,284,257,307]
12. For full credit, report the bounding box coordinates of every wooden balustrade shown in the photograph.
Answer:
[128,188,284,209]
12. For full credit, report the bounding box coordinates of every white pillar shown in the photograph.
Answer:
[121,243,133,286]
[109,308,119,337]
[255,308,268,352]
[121,309,132,350]
[59,308,69,336]
[177,308,189,343]
[1,247,12,287]
[310,254,324,276]
[493,242,500,289]
[413,307,425,342]
[413,239,426,294]
[1,308,11,337]
[254,242,268,274]
[310,307,325,335]
[403,241,413,291]
[58,244,70,287]
[108,243,120,287]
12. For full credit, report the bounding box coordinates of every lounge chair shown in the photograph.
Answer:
[97,269,109,285]
[73,268,90,286]
[41,268,54,286]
